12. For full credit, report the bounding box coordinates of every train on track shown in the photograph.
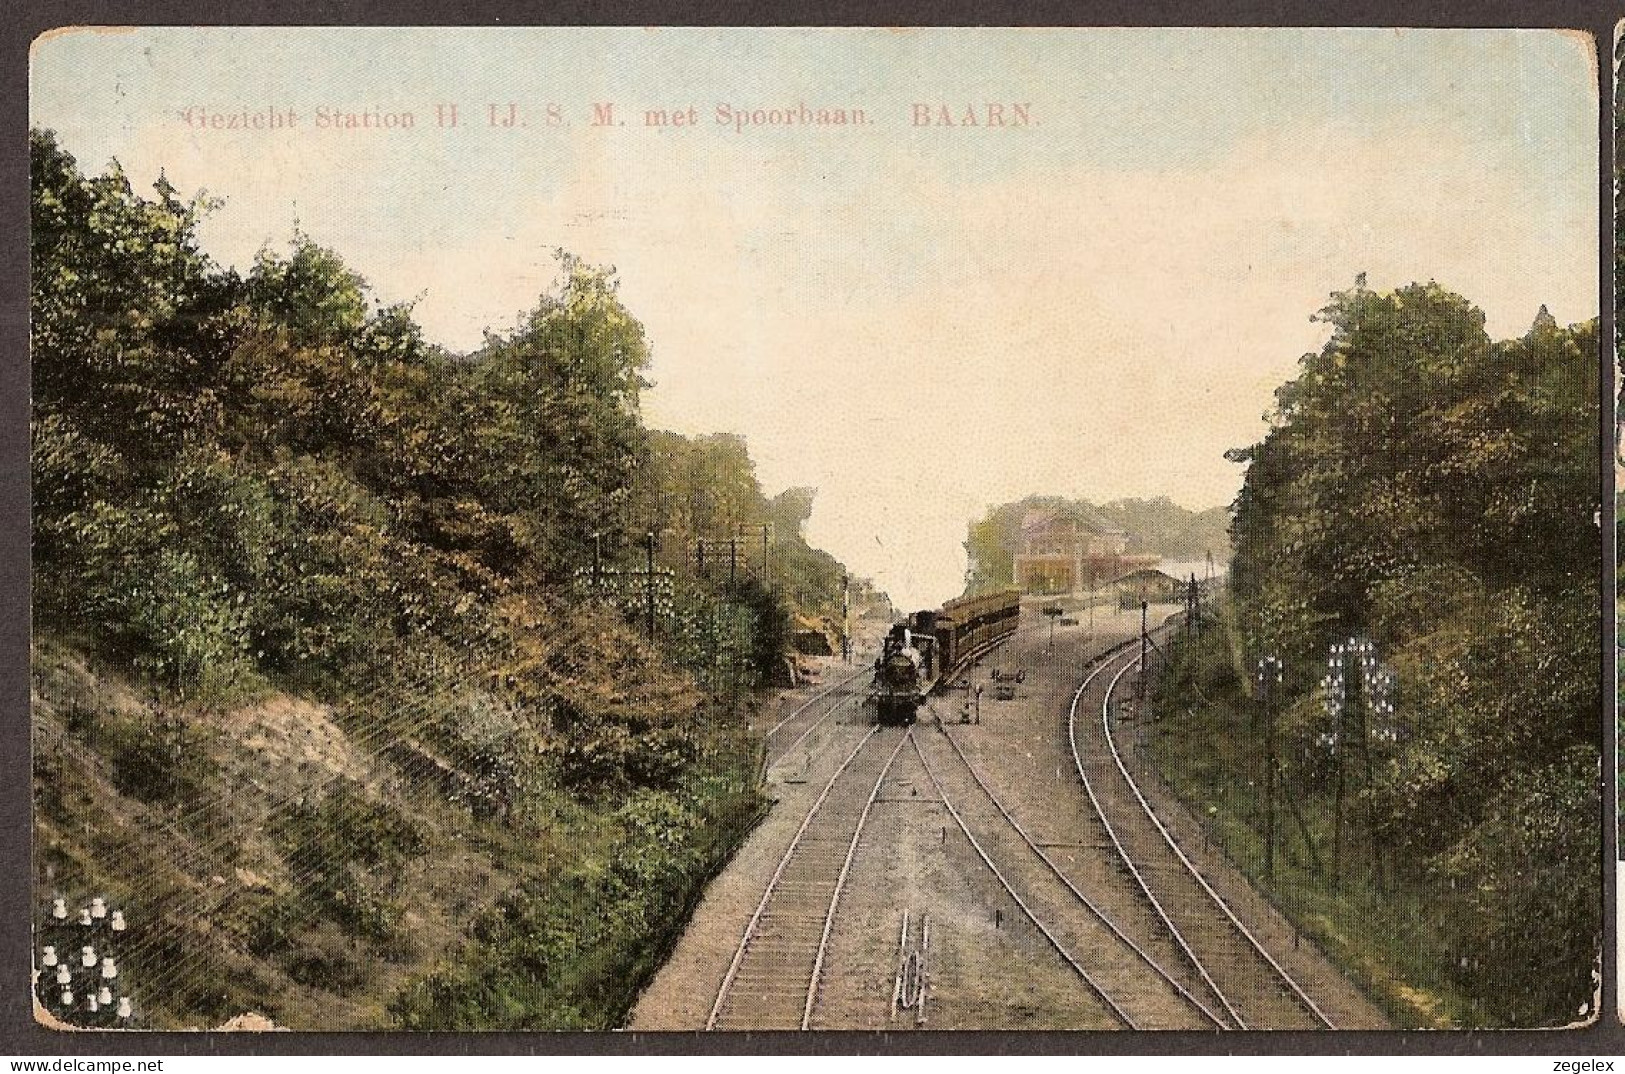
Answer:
[871,589,1021,724]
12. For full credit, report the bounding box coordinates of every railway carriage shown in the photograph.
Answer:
[870,588,1020,724]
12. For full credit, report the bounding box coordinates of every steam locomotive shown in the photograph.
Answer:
[871,589,1021,724]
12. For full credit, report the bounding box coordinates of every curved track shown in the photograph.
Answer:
[914,721,1227,1030]
[762,668,868,770]
[1067,639,1336,1030]
[927,722,1227,1028]
[707,725,910,1030]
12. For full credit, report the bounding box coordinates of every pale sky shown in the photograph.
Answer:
[30,27,1599,610]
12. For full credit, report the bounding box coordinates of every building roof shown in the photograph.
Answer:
[1020,508,1064,534]
[1111,567,1182,586]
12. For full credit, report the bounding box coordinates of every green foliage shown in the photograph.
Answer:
[106,707,218,807]
[49,494,255,695]
[246,234,370,345]
[1150,617,1509,1027]
[30,129,670,697]
[30,130,236,480]
[1205,279,1600,1026]
[245,891,307,957]
[390,777,764,1030]
[623,430,858,659]
[730,575,794,683]
[437,693,537,818]
[269,780,426,941]
[514,603,707,796]
[1428,745,1598,1025]
[282,948,370,994]
[1095,497,1231,560]
[30,126,858,1030]
[244,887,376,993]
[470,254,651,577]
[963,503,1021,592]
[628,431,763,545]
[767,487,849,621]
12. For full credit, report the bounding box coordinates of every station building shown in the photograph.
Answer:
[1009,510,1159,595]
[1111,567,1187,606]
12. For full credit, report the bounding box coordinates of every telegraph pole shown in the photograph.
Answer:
[1264,664,1275,880]
[645,531,656,642]
[696,536,745,584]
[1333,647,1345,892]
[1088,566,1096,642]
[842,572,851,662]
[1137,601,1148,707]
[736,523,770,584]
[1185,575,1196,639]
[1323,640,1349,893]
[1256,655,1283,880]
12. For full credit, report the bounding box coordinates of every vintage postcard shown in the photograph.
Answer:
[26,26,1601,1033]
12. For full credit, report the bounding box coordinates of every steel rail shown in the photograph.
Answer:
[770,694,860,771]
[705,724,882,1030]
[937,724,1228,1028]
[1099,654,1337,1029]
[764,667,870,740]
[801,729,913,1029]
[1068,644,1246,1029]
[911,734,1137,1030]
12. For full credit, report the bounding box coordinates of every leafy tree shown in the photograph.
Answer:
[1222,278,1599,1025]
[29,127,835,1030]
[245,234,369,345]
[469,255,652,579]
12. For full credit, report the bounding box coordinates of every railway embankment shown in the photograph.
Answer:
[30,132,892,1032]
[32,627,768,1031]
[1142,609,1487,1028]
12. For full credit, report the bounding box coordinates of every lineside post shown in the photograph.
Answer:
[645,531,657,642]
[1137,600,1148,707]
[842,572,851,662]
[1256,655,1283,880]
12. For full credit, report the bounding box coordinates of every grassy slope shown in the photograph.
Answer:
[1142,607,1483,1030]
[32,632,763,1030]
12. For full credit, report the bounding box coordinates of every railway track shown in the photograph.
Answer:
[1066,640,1336,1030]
[922,721,1227,1029]
[913,725,1223,1030]
[708,725,910,1031]
[762,667,869,770]
[762,625,1018,772]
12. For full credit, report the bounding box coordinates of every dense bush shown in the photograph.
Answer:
[1202,281,1600,1026]
[31,125,838,1029]
[390,779,762,1030]
[106,707,218,808]
[268,780,426,941]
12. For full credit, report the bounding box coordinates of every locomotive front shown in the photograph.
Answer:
[871,624,926,725]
